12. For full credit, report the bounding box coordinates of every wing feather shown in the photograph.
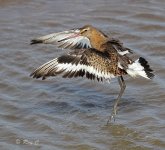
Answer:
[109,38,133,55]
[31,29,92,49]
[30,49,115,81]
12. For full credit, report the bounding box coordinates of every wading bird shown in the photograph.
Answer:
[30,25,154,123]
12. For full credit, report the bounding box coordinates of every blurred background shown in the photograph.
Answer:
[0,0,165,149]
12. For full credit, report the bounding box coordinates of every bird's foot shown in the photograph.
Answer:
[106,106,118,125]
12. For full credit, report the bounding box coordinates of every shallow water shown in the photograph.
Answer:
[0,0,165,150]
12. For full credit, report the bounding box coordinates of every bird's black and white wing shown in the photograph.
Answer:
[31,29,91,49]
[30,48,115,81]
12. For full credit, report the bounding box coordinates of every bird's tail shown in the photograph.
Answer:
[126,57,154,79]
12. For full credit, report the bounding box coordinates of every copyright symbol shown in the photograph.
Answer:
[16,139,21,144]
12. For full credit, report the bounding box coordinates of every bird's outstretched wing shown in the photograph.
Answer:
[31,29,92,49]
[30,48,116,81]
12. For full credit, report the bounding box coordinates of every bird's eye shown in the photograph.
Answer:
[80,28,89,34]
[83,29,88,32]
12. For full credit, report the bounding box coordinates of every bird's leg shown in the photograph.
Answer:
[107,76,126,124]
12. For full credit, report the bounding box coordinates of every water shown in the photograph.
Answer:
[0,0,165,149]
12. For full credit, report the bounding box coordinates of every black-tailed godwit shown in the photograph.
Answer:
[30,25,154,123]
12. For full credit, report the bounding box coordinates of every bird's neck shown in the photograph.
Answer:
[90,33,108,51]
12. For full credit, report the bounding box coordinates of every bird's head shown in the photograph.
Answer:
[79,25,107,39]
[78,25,108,49]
